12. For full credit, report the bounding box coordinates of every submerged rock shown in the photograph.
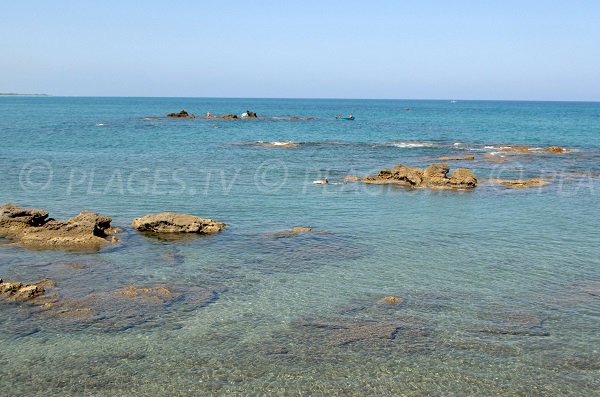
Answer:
[486,145,569,155]
[353,163,477,189]
[271,226,315,238]
[0,279,54,302]
[380,296,403,305]
[132,212,226,234]
[437,154,475,161]
[487,178,548,188]
[256,141,299,148]
[3,277,220,332]
[112,285,182,304]
[288,226,313,234]
[0,204,118,250]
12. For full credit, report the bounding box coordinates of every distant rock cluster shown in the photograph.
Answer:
[348,163,478,189]
[165,109,258,119]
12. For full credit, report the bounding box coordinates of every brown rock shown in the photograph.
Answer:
[484,155,508,163]
[0,278,54,302]
[449,168,478,188]
[288,226,313,234]
[437,154,475,161]
[355,163,477,189]
[545,146,567,153]
[113,285,181,304]
[381,296,403,304]
[0,204,118,250]
[0,204,48,227]
[132,212,226,234]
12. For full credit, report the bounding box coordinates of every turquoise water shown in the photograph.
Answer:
[1,97,599,396]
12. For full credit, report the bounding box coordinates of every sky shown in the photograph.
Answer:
[2,0,599,100]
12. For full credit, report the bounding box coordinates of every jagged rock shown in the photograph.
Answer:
[0,204,118,250]
[0,279,54,302]
[449,168,478,187]
[166,110,195,118]
[132,212,226,234]
[0,204,48,227]
[487,178,548,188]
[356,163,477,189]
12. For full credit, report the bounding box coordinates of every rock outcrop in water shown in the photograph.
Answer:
[132,212,226,234]
[486,145,569,154]
[437,155,475,161]
[0,204,119,250]
[0,279,54,302]
[167,110,196,118]
[487,178,548,188]
[349,164,478,189]
[241,110,258,118]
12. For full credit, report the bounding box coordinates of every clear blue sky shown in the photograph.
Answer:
[2,0,599,100]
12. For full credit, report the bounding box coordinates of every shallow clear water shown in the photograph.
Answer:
[1,97,599,395]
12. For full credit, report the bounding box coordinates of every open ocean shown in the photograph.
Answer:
[1,97,599,396]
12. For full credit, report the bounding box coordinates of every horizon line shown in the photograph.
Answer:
[2,94,599,103]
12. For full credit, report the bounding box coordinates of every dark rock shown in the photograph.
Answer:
[167,110,195,118]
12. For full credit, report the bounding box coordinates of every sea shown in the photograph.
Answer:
[1,97,599,396]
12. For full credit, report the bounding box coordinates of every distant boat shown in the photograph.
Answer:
[336,115,355,120]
